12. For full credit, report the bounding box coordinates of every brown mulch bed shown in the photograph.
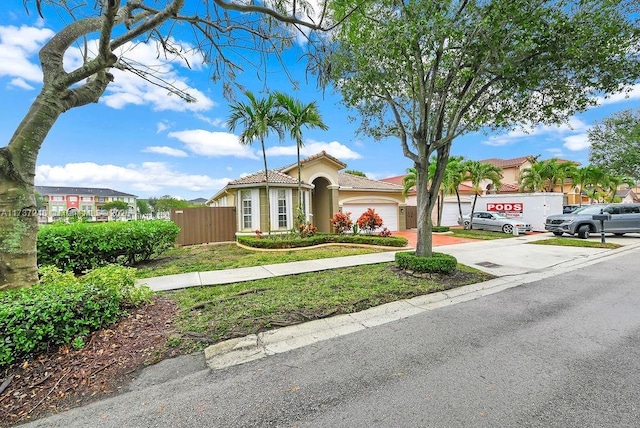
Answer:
[0,296,178,427]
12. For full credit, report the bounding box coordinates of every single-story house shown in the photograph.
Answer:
[208,151,406,234]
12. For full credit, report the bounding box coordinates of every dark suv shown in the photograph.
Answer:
[545,203,640,239]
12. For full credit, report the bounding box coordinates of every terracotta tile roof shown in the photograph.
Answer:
[228,170,299,186]
[480,156,535,168]
[499,183,521,193]
[279,151,347,173]
[379,175,406,186]
[338,173,404,191]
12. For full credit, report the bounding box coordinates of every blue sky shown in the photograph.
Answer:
[1,1,640,201]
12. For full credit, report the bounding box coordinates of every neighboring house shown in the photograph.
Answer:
[379,174,477,226]
[208,151,406,234]
[477,156,536,192]
[35,186,137,223]
[188,197,208,205]
[616,188,639,203]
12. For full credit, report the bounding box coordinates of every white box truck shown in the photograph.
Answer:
[475,193,564,232]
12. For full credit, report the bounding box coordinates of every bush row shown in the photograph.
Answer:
[395,251,458,273]
[38,220,180,273]
[0,265,152,367]
[238,233,408,249]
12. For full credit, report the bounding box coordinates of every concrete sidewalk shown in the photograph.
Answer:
[137,232,640,291]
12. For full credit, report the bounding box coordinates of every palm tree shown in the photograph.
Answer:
[464,160,503,229]
[568,166,592,206]
[426,156,466,226]
[519,162,547,192]
[604,174,636,202]
[274,93,328,228]
[227,91,284,234]
[441,156,467,224]
[583,165,609,203]
[402,167,417,198]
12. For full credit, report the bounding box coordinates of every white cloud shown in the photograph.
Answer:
[563,133,590,151]
[595,83,640,106]
[142,146,188,157]
[266,140,362,159]
[168,129,258,159]
[483,117,589,147]
[9,77,34,90]
[195,114,226,128]
[0,24,216,111]
[156,121,171,133]
[36,162,230,194]
[0,25,54,83]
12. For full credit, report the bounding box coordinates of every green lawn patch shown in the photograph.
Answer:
[169,262,494,351]
[448,228,515,240]
[529,238,621,249]
[135,243,391,278]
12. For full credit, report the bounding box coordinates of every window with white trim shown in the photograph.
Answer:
[241,190,252,229]
[270,188,292,230]
[277,190,287,228]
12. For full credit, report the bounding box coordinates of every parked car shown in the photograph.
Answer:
[563,204,581,214]
[545,203,640,238]
[458,211,532,234]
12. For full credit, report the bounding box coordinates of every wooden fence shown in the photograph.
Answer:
[170,207,236,246]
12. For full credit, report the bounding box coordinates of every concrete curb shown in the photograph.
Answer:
[204,239,640,370]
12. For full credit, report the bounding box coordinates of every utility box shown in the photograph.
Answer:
[475,193,564,232]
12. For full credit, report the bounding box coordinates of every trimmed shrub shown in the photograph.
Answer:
[357,208,383,234]
[0,265,152,367]
[395,251,457,274]
[238,233,408,249]
[331,212,353,234]
[432,226,451,233]
[38,220,180,273]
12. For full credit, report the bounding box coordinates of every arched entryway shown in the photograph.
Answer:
[311,176,332,233]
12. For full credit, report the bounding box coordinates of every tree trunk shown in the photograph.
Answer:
[0,178,39,290]
[455,190,463,221]
[415,145,451,257]
[296,140,302,228]
[261,139,271,234]
[469,193,479,229]
[0,90,65,289]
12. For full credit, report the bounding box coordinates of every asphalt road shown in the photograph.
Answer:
[25,250,640,428]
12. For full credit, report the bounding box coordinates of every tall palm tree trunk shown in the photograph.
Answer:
[261,139,271,234]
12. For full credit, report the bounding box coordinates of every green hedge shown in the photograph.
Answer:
[38,220,180,273]
[432,226,451,233]
[238,233,408,249]
[0,265,152,367]
[395,251,458,273]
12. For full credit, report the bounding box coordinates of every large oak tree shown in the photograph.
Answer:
[0,0,333,289]
[326,0,640,257]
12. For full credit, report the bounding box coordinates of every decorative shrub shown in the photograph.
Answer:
[0,265,152,367]
[331,212,353,234]
[395,251,457,274]
[298,223,318,238]
[379,227,392,237]
[357,208,383,234]
[238,233,407,249]
[37,220,180,274]
[432,226,451,233]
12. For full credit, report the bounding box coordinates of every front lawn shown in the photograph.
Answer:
[529,237,621,249]
[135,243,392,278]
[448,228,516,240]
[170,262,493,351]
